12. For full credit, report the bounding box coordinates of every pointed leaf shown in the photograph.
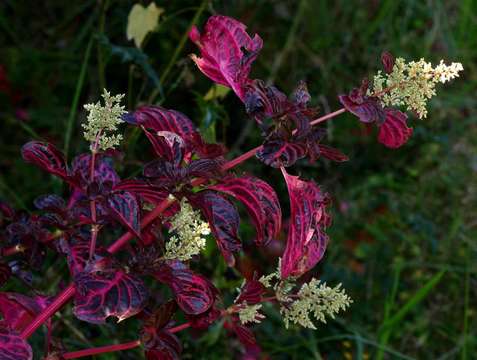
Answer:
[210,176,281,246]
[113,179,169,205]
[188,191,241,266]
[378,109,413,148]
[190,15,263,100]
[280,168,331,279]
[126,3,164,48]
[108,191,141,237]
[21,141,68,180]
[256,139,307,168]
[0,328,32,360]
[154,261,217,315]
[73,257,148,324]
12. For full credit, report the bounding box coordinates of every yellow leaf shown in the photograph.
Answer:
[126,3,164,48]
[203,84,231,101]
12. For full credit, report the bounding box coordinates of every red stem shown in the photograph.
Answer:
[62,340,141,359]
[21,284,76,339]
[169,322,191,333]
[20,107,348,340]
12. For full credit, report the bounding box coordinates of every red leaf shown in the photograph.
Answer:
[317,144,349,162]
[210,176,282,246]
[381,51,395,74]
[235,279,265,305]
[188,191,241,266]
[73,256,148,324]
[21,141,68,180]
[142,302,182,360]
[154,261,217,315]
[378,109,413,148]
[143,130,185,165]
[131,106,197,141]
[256,139,307,168]
[0,327,32,360]
[113,179,169,205]
[0,292,50,332]
[190,15,263,100]
[108,191,141,237]
[338,80,386,124]
[71,154,120,186]
[280,168,331,279]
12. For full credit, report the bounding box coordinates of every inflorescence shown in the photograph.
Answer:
[371,58,463,119]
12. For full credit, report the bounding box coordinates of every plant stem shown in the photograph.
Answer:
[20,284,76,339]
[62,340,141,359]
[169,322,191,333]
[20,106,348,339]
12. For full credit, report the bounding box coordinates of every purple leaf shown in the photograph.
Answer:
[317,144,349,162]
[33,194,65,212]
[280,168,331,279]
[244,79,289,122]
[210,176,282,246]
[154,261,217,315]
[132,106,197,141]
[0,327,32,360]
[338,80,386,124]
[256,139,307,168]
[73,256,148,324]
[141,302,182,360]
[71,154,120,186]
[188,191,241,266]
[108,191,140,237]
[187,306,221,330]
[21,141,68,180]
[378,109,413,148]
[190,15,263,101]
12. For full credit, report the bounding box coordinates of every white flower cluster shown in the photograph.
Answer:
[163,199,210,261]
[259,262,351,329]
[371,58,463,119]
[238,303,265,325]
[281,279,352,330]
[83,89,126,151]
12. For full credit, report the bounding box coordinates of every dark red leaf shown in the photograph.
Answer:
[131,106,197,141]
[73,256,148,324]
[235,279,265,305]
[378,109,413,148]
[187,306,221,330]
[0,327,32,360]
[280,168,331,279]
[188,191,241,266]
[154,261,217,315]
[0,292,51,332]
[338,81,386,124]
[21,141,68,180]
[142,302,182,360]
[317,144,349,162]
[108,191,141,237]
[244,79,289,122]
[381,51,395,74]
[71,154,120,186]
[186,158,223,179]
[113,180,169,205]
[210,176,281,246]
[143,130,185,165]
[190,15,263,101]
[256,139,307,168]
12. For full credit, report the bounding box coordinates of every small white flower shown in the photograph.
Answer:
[82,89,126,150]
[163,199,210,261]
[238,303,265,325]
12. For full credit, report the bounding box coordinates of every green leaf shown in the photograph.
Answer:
[203,84,230,101]
[126,2,164,48]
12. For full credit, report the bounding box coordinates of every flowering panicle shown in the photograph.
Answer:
[83,89,126,150]
[238,303,265,325]
[164,198,210,261]
[371,58,463,119]
[281,279,352,330]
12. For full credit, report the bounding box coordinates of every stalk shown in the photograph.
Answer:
[62,340,141,359]
[20,107,348,339]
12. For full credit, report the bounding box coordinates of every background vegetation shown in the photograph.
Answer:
[1,0,476,359]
